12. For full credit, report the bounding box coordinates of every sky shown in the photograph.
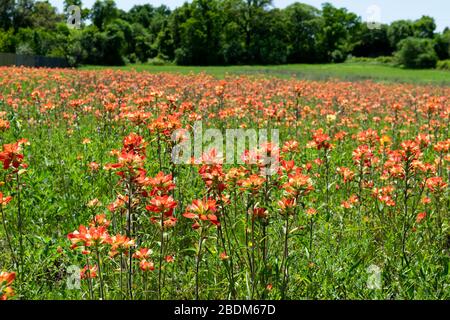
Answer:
[50,0,449,32]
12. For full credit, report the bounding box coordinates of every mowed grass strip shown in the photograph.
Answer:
[82,62,450,85]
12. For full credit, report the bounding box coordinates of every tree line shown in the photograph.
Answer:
[0,0,449,68]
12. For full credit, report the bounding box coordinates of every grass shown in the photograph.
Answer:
[82,62,450,85]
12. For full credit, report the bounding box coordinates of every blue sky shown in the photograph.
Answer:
[50,0,449,31]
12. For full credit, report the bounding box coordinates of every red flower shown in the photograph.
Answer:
[146,172,176,195]
[278,197,297,213]
[337,167,355,183]
[0,140,28,170]
[252,207,268,220]
[139,260,155,271]
[67,225,110,249]
[122,132,147,156]
[0,271,15,300]
[310,129,332,150]
[183,199,220,228]
[146,195,178,216]
[425,177,447,193]
[239,174,266,193]
[133,248,152,260]
[282,171,313,197]
[353,145,375,168]
[81,265,98,279]
[400,140,421,162]
[109,234,135,257]
[306,208,317,216]
[0,193,12,206]
[416,212,427,224]
[89,214,110,228]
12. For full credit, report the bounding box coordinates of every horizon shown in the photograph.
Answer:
[50,0,449,32]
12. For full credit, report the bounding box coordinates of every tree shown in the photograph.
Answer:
[352,23,393,57]
[319,3,361,62]
[125,4,155,29]
[175,0,223,65]
[31,1,63,30]
[90,0,119,30]
[284,3,322,63]
[434,29,450,60]
[222,0,273,64]
[0,28,15,52]
[395,37,438,69]
[13,0,35,30]
[413,15,436,39]
[0,0,14,30]
[130,23,154,62]
[388,20,414,49]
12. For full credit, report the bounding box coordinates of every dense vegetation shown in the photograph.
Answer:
[0,67,449,300]
[0,0,449,68]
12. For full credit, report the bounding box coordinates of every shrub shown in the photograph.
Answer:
[395,37,438,69]
[375,56,395,64]
[436,60,450,70]
[331,49,346,63]
[347,56,395,65]
[147,56,170,66]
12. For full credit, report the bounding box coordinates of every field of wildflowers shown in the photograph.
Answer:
[0,66,449,300]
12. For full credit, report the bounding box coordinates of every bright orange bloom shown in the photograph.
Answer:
[278,197,297,213]
[146,172,176,195]
[146,195,178,216]
[183,199,220,227]
[0,271,15,300]
[309,129,333,150]
[107,194,128,212]
[425,177,448,193]
[0,193,12,206]
[416,212,427,224]
[353,145,376,168]
[357,128,379,146]
[80,265,98,279]
[67,225,110,249]
[0,140,28,170]
[400,140,421,162]
[89,214,111,228]
[133,248,152,260]
[337,167,355,183]
[239,174,266,193]
[109,234,135,257]
[281,140,299,153]
[139,260,155,271]
[278,160,297,175]
[122,132,147,156]
[341,195,359,209]
[198,163,226,192]
[282,171,313,197]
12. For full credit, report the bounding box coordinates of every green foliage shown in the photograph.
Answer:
[395,37,438,69]
[352,24,393,58]
[413,15,436,38]
[319,3,361,62]
[284,3,322,63]
[0,0,14,30]
[436,60,450,70]
[388,20,414,49]
[90,0,119,30]
[434,30,450,60]
[0,0,447,69]
[0,28,15,52]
